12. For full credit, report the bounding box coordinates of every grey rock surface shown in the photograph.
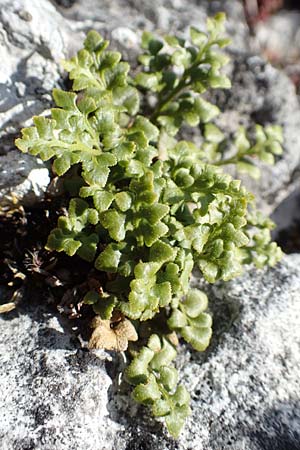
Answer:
[1,254,300,450]
[214,53,300,215]
[0,0,68,146]
[0,0,81,205]
[0,300,115,450]
[0,151,50,206]
[0,0,73,205]
[54,0,249,51]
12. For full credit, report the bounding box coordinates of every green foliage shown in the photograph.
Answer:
[136,12,230,133]
[126,334,190,438]
[205,124,283,178]
[168,289,212,351]
[15,14,283,438]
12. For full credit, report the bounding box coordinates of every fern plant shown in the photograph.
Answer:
[16,13,282,438]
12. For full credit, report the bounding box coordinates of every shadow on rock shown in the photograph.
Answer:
[271,188,300,254]
[123,427,178,450]
[250,400,300,450]
[0,284,86,352]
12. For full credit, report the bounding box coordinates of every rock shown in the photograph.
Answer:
[55,0,249,52]
[0,0,84,153]
[177,254,300,450]
[213,53,300,215]
[0,300,114,450]
[272,187,300,235]
[1,254,300,449]
[0,151,50,207]
[0,0,82,205]
[111,27,140,50]
[53,0,76,7]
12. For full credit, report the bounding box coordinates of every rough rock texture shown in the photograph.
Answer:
[53,0,249,50]
[0,0,73,205]
[0,0,68,144]
[0,151,50,206]
[0,300,115,450]
[1,254,300,450]
[214,53,300,215]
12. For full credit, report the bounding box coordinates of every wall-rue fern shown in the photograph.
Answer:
[16,13,283,438]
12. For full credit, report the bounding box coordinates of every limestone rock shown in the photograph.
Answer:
[0,0,76,206]
[0,301,115,450]
[213,53,300,215]
[55,0,249,53]
[0,151,50,207]
[1,255,300,449]
[0,0,66,146]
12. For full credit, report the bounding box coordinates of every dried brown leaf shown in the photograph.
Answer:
[115,319,138,342]
[88,316,138,352]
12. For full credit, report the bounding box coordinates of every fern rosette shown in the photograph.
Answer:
[15,13,282,438]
